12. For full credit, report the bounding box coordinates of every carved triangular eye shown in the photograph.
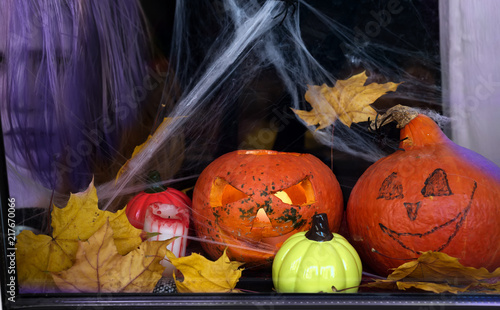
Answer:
[209,177,249,207]
[273,178,315,205]
[421,168,453,197]
[378,172,404,200]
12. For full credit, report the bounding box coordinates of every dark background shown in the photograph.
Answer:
[139,0,442,202]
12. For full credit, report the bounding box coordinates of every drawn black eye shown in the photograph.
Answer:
[378,172,404,200]
[421,168,453,197]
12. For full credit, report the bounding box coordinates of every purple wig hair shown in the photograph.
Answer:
[2,0,151,195]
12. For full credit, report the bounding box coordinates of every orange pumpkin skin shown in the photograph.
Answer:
[347,114,500,276]
[192,150,344,267]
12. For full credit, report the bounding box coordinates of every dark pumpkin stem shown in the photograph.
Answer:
[369,104,418,130]
[305,213,333,242]
[144,170,166,193]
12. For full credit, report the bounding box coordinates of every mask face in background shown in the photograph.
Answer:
[0,5,5,102]
[0,3,6,126]
[0,1,71,209]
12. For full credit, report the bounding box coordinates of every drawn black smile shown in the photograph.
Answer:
[379,180,477,254]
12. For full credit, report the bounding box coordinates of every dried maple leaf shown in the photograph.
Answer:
[395,281,471,294]
[363,251,500,294]
[51,220,171,293]
[472,281,500,294]
[15,180,143,293]
[166,249,244,293]
[292,71,400,129]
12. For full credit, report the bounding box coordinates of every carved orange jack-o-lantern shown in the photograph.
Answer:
[347,106,500,276]
[192,150,344,268]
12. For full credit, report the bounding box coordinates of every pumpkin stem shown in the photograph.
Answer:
[369,104,418,130]
[144,170,166,193]
[305,213,333,242]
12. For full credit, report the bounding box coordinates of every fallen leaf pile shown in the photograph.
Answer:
[16,181,170,293]
[292,71,400,129]
[363,251,500,294]
[166,249,244,293]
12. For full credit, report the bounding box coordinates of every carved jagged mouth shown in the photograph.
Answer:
[379,181,477,255]
[215,226,279,256]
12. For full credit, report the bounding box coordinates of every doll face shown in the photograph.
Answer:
[376,168,477,254]
[0,1,71,208]
[0,1,72,157]
[0,4,6,100]
[1,0,151,208]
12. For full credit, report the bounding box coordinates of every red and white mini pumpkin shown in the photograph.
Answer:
[126,170,191,273]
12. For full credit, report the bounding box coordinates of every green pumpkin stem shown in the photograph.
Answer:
[144,170,166,193]
[305,213,333,242]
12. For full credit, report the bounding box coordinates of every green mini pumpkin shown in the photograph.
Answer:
[272,213,362,293]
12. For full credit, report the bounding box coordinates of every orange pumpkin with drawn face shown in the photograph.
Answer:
[192,150,344,268]
[347,107,500,276]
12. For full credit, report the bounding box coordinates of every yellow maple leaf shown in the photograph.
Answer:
[116,117,179,181]
[15,231,61,293]
[15,180,143,293]
[363,251,500,294]
[51,220,171,293]
[166,249,244,293]
[292,71,400,129]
